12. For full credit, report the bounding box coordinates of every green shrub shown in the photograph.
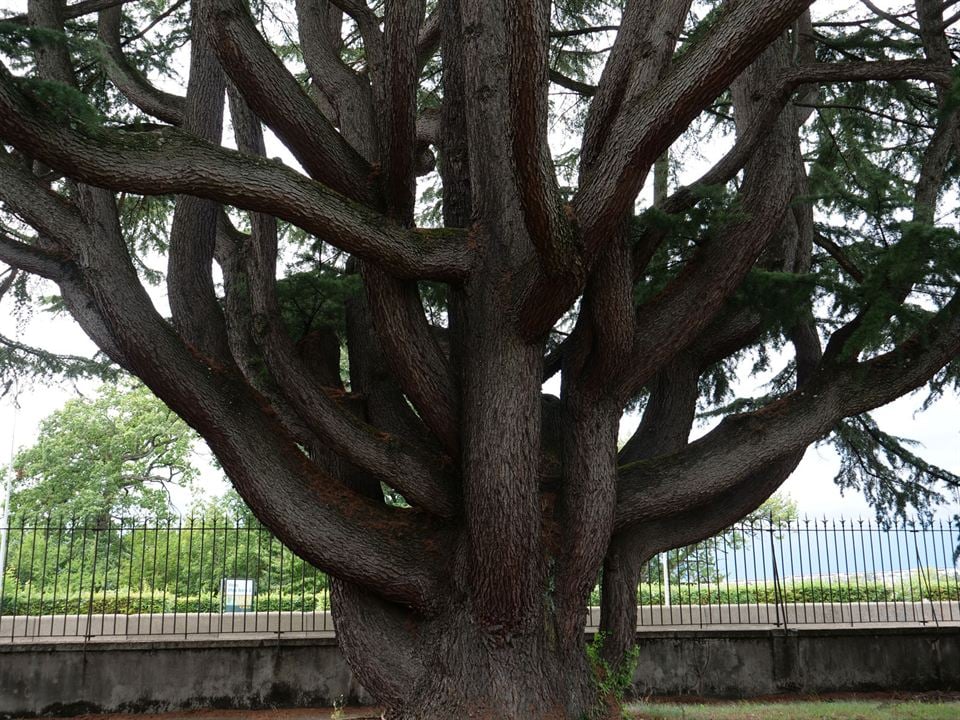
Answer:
[583,577,960,607]
[0,588,333,615]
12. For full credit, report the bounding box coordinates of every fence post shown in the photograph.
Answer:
[661,553,670,608]
[769,523,787,630]
[914,527,939,628]
[0,500,8,606]
[0,408,15,604]
[84,523,101,640]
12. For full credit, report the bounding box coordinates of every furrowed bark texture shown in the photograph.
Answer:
[1,1,959,717]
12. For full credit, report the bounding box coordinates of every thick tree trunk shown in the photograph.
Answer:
[598,532,653,671]
[331,584,608,720]
[8,4,960,720]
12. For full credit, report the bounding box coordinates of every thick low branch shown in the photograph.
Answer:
[0,230,68,279]
[167,5,231,364]
[97,6,186,125]
[0,67,472,281]
[379,0,423,221]
[615,292,960,530]
[331,582,427,708]
[203,0,374,200]
[619,450,804,577]
[548,69,596,96]
[521,58,952,341]
[295,0,377,158]
[362,264,461,455]
[575,0,812,240]
[103,183,449,610]
[6,0,131,23]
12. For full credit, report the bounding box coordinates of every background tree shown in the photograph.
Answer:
[0,0,960,717]
[641,493,799,587]
[10,381,199,523]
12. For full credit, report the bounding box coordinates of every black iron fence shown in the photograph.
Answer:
[0,516,332,640]
[602,516,960,629]
[1,515,958,641]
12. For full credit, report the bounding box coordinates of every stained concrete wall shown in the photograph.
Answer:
[0,637,373,718]
[631,627,960,698]
[1,628,958,717]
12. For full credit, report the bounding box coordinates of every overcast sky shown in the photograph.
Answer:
[0,0,957,522]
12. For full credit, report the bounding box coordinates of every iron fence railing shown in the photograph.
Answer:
[0,516,333,641]
[0,515,958,641]
[607,517,960,630]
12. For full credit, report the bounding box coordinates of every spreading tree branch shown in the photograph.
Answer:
[295,0,377,158]
[616,291,960,530]
[0,63,472,281]
[166,4,231,363]
[575,0,813,239]
[379,0,423,221]
[97,6,186,125]
[6,0,132,24]
[230,94,458,516]
[202,0,374,200]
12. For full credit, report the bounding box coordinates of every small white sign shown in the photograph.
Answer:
[220,578,255,612]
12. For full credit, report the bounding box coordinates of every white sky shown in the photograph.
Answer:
[0,0,958,521]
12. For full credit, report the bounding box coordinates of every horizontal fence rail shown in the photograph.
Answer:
[1,516,958,641]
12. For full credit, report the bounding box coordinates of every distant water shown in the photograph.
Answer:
[661,520,960,585]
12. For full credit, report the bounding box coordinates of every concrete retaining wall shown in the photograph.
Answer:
[1,628,958,717]
[631,626,960,697]
[0,637,372,718]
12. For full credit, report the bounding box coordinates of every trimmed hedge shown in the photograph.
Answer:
[4,577,957,617]
[585,577,960,607]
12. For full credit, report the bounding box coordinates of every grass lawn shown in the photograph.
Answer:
[628,699,960,719]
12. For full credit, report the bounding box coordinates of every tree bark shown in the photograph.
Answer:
[331,582,606,719]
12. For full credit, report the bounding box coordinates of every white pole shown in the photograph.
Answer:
[661,552,670,608]
[0,384,18,601]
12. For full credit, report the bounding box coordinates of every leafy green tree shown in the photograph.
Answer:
[1,0,960,717]
[11,382,199,522]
